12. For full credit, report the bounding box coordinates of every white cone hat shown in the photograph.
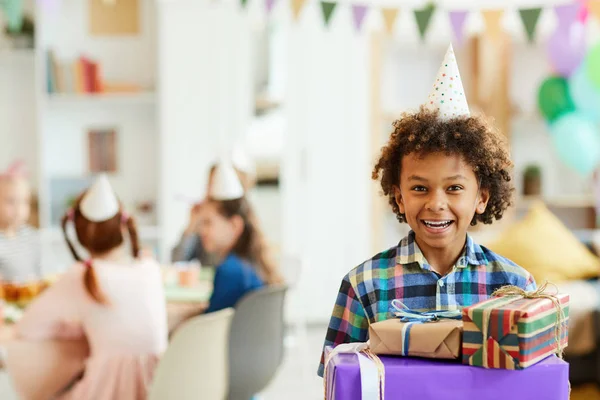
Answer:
[424,44,470,120]
[80,174,120,222]
[211,160,244,201]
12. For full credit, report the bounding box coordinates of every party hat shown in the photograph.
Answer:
[424,44,470,119]
[211,160,245,201]
[80,174,120,222]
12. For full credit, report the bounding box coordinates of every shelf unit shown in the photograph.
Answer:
[45,91,156,107]
[0,1,165,273]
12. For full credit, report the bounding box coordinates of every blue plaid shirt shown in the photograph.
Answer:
[318,230,536,376]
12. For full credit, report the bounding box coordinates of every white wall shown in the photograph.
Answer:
[156,0,254,260]
[0,52,37,186]
[281,3,372,323]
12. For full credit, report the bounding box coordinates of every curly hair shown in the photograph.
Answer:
[372,107,514,226]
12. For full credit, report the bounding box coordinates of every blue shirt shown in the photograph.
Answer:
[205,254,264,313]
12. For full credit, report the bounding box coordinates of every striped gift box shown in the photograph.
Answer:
[462,294,569,369]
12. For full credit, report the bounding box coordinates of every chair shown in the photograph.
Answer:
[228,285,288,400]
[149,308,234,400]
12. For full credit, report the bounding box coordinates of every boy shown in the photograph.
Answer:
[318,45,535,376]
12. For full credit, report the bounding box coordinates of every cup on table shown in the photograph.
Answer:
[175,261,201,288]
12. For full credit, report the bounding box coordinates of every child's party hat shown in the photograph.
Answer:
[424,44,470,119]
[80,174,120,222]
[211,160,245,201]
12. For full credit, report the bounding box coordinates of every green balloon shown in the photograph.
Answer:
[586,44,600,90]
[537,76,574,122]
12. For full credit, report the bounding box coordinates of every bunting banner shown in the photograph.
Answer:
[414,3,436,40]
[352,4,368,32]
[2,0,599,44]
[482,9,504,40]
[290,0,306,20]
[382,8,399,35]
[519,8,542,43]
[448,10,469,45]
[321,1,337,26]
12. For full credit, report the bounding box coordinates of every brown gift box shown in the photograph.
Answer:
[368,318,463,359]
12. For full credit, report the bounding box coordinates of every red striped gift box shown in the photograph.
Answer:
[462,293,569,369]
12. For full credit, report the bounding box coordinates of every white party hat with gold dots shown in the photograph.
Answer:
[424,44,470,119]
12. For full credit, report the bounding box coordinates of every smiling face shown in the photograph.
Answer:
[394,152,489,257]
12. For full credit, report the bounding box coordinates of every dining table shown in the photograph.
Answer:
[0,266,213,400]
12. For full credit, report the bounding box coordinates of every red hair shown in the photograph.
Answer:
[61,193,140,304]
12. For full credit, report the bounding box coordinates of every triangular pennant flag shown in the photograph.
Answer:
[291,0,307,21]
[266,0,276,14]
[2,0,24,32]
[240,0,248,8]
[414,3,436,40]
[519,8,542,43]
[482,10,504,39]
[588,0,600,21]
[449,10,469,45]
[352,4,368,32]
[382,8,399,35]
[320,1,337,27]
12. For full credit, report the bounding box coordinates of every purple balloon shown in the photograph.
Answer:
[547,22,586,77]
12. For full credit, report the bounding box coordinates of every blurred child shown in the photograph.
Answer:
[172,145,257,264]
[0,161,42,282]
[199,160,281,313]
[318,45,536,376]
[16,174,167,399]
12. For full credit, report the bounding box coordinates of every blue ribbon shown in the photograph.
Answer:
[390,299,462,323]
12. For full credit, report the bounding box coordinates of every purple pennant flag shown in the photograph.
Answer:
[449,10,468,45]
[266,0,276,14]
[554,3,580,28]
[352,4,368,32]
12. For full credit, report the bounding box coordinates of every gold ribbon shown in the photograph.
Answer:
[491,281,568,360]
[323,343,385,400]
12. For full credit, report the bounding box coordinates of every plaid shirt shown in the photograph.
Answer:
[318,230,536,376]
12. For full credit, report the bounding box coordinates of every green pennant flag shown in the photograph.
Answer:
[241,0,249,9]
[320,1,337,27]
[519,7,542,43]
[414,3,436,40]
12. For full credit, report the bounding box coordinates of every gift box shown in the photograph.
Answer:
[462,291,569,369]
[369,318,462,359]
[324,345,570,400]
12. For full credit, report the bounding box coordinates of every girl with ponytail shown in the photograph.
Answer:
[200,161,282,314]
[16,175,167,400]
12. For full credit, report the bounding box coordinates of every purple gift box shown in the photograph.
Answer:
[325,347,569,400]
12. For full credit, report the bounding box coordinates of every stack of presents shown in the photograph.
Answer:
[324,284,570,400]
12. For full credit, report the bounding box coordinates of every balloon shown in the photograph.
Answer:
[570,64,600,121]
[586,43,600,90]
[547,23,586,77]
[550,112,600,177]
[538,76,574,122]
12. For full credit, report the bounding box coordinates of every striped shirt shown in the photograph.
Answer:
[0,225,42,282]
[317,230,536,376]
